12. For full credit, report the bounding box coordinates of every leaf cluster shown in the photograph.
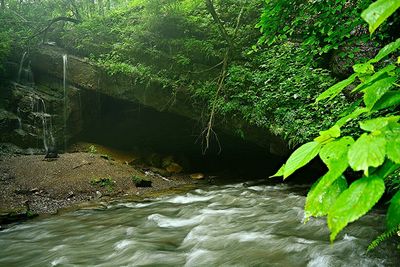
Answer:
[272,0,400,248]
[256,0,392,62]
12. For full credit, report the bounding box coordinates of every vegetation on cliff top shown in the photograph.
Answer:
[0,0,376,146]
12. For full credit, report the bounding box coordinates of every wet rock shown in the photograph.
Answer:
[166,163,183,174]
[190,173,205,180]
[67,191,74,198]
[28,45,290,156]
[149,167,170,177]
[45,147,59,159]
[96,191,102,198]
[0,109,19,132]
[0,205,38,226]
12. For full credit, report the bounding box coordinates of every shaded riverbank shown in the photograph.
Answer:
[0,150,200,227]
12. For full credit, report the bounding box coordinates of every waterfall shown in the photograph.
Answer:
[31,95,54,152]
[63,54,68,151]
[39,98,49,151]
[16,107,22,130]
[17,52,27,83]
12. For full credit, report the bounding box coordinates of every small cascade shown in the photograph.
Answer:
[13,83,56,152]
[32,96,55,152]
[63,54,68,151]
[17,52,27,83]
[17,52,35,86]
[16,107,22,130]
[24,61,35,87]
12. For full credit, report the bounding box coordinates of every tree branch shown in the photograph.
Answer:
[202,1,245,154]
[29,16,81,43]
[205,0,232,48]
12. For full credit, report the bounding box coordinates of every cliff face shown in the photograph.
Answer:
[3,45,288,156]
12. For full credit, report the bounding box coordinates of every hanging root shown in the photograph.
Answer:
[201,3,244,153]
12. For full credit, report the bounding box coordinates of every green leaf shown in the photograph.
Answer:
[314,125,341,144]
[270,164,285,178]
[387,190,400,230]
[353,63,374,74]
[319,136,354,170]
[305,175,348,219]
[335,107,368,128]
[386,125,400,163]
[283,141,322,179]
[359,116,400,132]
[316,74,357,102]
[372,91,400,111]
[328,176,385,242]
[352,64,396,93]
[361,0,400,34]
[373,159,400,178]
[348,133,386,176]
[363,77,397,109]
[369,39,400,63]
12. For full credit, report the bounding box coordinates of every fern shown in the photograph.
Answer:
[367,225,400,251]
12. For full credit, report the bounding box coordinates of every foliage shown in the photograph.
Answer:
[0,30,11,76]
[90,177,115,189]
[368,226,400,251]
[193,42,350,146]
[1,0,352,146]
[272,0,400,247]
[256,0,391,62]
[87,145,97,154]
[131,175,144,184]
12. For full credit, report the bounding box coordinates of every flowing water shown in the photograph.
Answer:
[63,54,68,151]
[0,184,398,266]
[17,52,27,83]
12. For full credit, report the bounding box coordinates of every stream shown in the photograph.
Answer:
[0,183,398,266]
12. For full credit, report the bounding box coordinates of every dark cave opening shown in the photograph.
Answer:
[74,92,283,181]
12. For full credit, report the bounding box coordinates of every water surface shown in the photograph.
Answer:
[0,184,398,266]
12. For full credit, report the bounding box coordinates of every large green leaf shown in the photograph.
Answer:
[363,77,396,109]
[387,190,400,230]
[372,91,400,111]
[270,164,285,178]
[314,125,341,144]
[305,138,353,219]
[328,176,385,241]
[359,116,400,132]
[361,0,400,34]
[373,159,400,178]
[348,133,386,175]
[319,136,354,169]
[369,38,400,63]
[283,141,322,179]
[316,74,357,102]
[385,124,400,163]
[305,175,347,219]
[352,64,396,93]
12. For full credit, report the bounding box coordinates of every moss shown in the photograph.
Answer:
[90,177,115,190]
